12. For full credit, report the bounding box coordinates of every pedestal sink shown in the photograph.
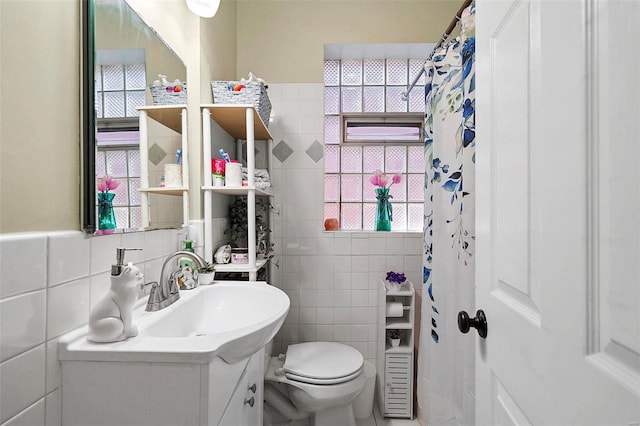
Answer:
[59,281,290,426]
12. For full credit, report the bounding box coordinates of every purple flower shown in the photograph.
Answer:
[386,271,407,284]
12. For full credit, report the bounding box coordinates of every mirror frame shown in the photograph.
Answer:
[81,0,96,233]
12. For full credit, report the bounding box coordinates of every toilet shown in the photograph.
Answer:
[264,341,367,426]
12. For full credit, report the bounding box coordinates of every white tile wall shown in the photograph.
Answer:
[0,228,183,426]
[267,84,423,368]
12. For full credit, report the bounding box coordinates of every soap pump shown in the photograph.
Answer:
[87,247,143,343]
[112,247,141,276]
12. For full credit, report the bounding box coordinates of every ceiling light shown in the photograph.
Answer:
[185,0,221,18]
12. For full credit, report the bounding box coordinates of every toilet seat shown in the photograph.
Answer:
[283,342,364,385]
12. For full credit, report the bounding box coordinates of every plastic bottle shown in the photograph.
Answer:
[177,240,197,290]
[179,240,196,269]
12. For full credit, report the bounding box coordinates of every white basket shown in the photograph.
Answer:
[149,82,187,105]
[211,81,272,126]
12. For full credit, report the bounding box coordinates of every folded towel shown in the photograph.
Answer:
[241,167,271,182]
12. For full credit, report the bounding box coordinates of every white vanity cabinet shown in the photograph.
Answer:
[61,348,265,426]
[200,105,273,281]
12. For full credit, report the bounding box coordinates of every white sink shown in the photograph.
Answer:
[59,281,290,364]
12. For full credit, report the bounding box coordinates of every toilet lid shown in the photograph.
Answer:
[283,342,363,383]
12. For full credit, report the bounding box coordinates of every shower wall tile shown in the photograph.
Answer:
[46,338,61,394]
[48,232,90,287]
[5,398,46,426]
[89,232,122,275]
[268,83,424,369]
[0,290,46,362]
[0,344,45,424]
[0,233,46,298]
[45,389,62,426]
[47,277,91,339]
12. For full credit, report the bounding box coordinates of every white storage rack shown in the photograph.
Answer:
[201,104,273,281]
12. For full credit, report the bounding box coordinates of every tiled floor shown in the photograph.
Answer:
[356,403,419,426]
[266,401,419,426]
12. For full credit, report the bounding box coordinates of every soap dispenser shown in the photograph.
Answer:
[87,248,143,343]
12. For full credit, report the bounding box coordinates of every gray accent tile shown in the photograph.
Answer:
[305,140,324,163]
[273,140,294,163]
[148,143,167,166]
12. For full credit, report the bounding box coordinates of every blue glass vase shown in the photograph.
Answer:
[98,192,117,230]
[375,187,392,231]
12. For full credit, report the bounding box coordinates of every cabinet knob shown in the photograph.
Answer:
[244,396,255,407]
[248,383,257,394]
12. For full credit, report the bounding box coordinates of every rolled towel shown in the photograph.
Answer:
[386,302,403,317]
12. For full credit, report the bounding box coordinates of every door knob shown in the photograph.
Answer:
[458,309,487,338]
[244,396,255,407]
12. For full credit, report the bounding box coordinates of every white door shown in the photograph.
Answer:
[475,0,640,424]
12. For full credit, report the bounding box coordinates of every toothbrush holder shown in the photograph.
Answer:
[164,164,182,187]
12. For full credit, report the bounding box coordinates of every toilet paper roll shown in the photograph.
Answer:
[386,302,403,317]
[164,164,182,187]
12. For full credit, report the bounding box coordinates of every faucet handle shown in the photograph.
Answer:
[168,272,180,295]
[140,281,158,294]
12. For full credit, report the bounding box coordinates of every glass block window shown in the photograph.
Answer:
[323,59,425,232]
[96,132,142,230]
[95,63,146,119]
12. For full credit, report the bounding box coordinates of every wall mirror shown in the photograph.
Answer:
[82,0,186,235]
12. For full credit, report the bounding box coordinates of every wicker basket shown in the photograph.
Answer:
[211,81,272,126]
[149,82,187,105]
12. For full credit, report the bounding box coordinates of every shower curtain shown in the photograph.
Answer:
[418,4,475,425]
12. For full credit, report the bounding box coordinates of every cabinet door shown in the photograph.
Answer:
[217,368,249,426]
[384,353,412,417]
[243,348,264,425]
[218,349,264,426]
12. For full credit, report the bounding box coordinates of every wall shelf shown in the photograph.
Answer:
[213,259,269,273]
[138,105,186,134]
[202,186,273,197]
[139,187,188,196]
[200,104,272,140]
[385,319,412,329]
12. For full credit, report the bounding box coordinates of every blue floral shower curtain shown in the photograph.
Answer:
[418,4,476,425]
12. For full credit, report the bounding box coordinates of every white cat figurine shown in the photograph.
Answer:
[87,262,144,343]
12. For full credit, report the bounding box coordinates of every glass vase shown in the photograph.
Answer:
[375,187,392,231]
[98,192,117,231]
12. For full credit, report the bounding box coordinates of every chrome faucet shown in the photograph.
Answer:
[145,250,206,312]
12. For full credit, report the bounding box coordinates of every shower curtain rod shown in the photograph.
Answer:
[401,0,473,101]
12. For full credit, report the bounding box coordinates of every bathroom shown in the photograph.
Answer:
[1,0,638,425]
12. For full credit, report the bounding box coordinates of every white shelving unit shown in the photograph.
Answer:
[138,105,189,229]
[201,104,273,281]
[379,279,415,419]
